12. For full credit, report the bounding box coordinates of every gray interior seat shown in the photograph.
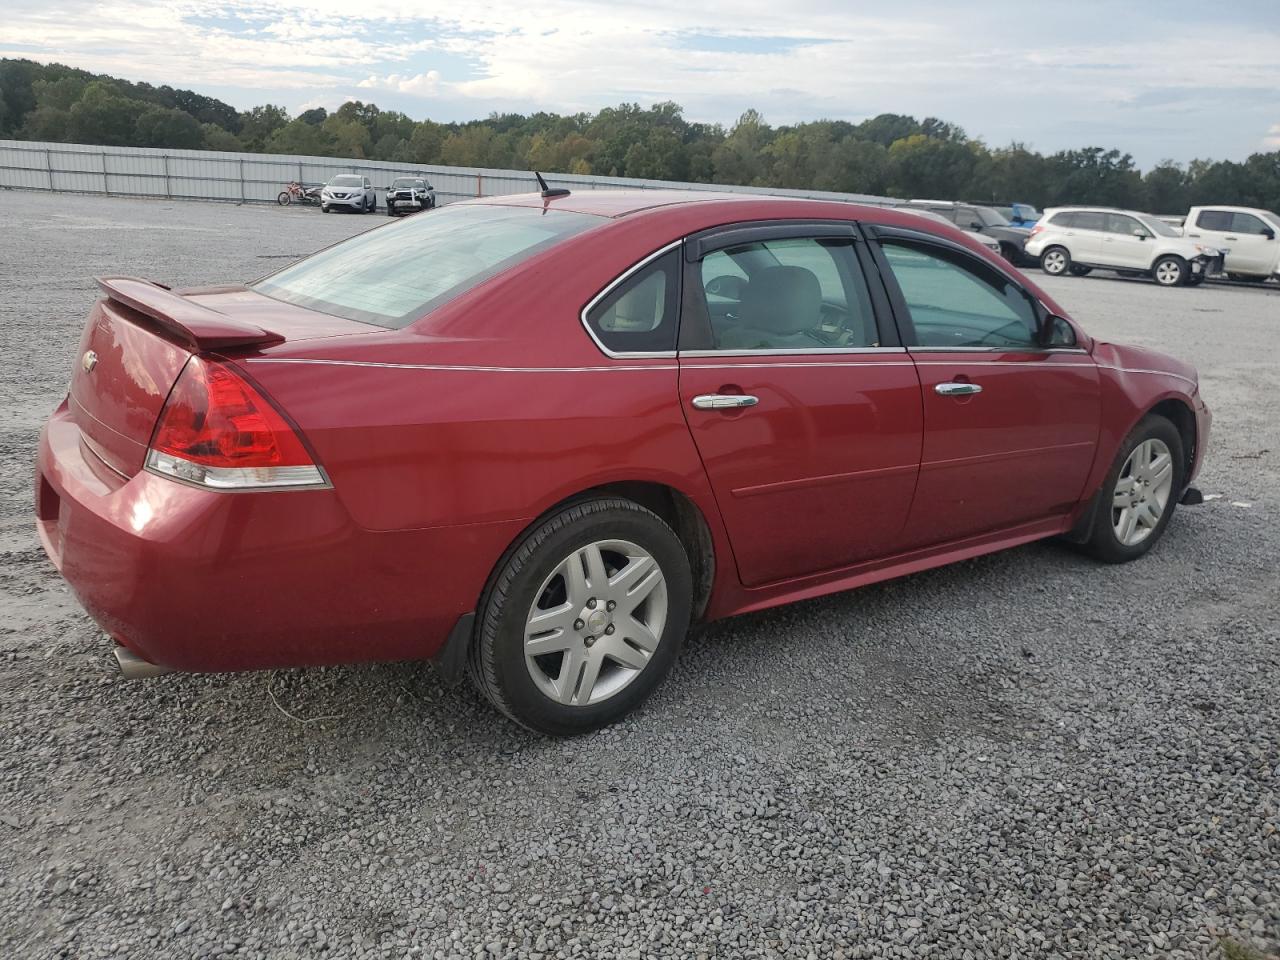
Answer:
[717,265,822,350]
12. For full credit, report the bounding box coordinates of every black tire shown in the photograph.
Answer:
[998,242,1018,262]
[321,204,330,214]
[1187,274,1205,286]
[1069,265,1093,277]
[1152,255,1188,287]
[276,192,291,206]
[1040,245,1071,276]
[468,498,693,736]
[1084,415,1184,564]
[1228,273,1266,283]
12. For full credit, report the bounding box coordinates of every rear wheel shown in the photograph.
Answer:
[1069,265,1093,277]
[1085,415,1183,563]
[468,498,692,736]
[1152,256,1187,287]
[1041,246,1071,276]
[321,204,330,214]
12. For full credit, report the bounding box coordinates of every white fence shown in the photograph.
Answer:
[0,138,897,209]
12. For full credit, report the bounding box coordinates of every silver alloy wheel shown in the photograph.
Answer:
[1154,259,1182,286]
[1043,249,1067,274]
[1112,438,1175,546]
[524,539,668,706]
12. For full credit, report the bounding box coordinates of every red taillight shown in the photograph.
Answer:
[146,357,326,490]
[1029,224,1044,236]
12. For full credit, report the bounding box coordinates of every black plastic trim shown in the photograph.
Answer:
[432,612,476,683]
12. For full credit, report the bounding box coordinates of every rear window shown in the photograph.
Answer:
[254,204,601,328]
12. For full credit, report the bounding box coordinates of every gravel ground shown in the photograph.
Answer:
[1,190,1277,960]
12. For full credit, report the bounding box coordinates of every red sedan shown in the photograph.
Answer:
[35,190,1210,734]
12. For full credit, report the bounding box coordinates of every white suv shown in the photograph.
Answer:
[320,175,376,214]
[1182,206,1280,282]
[1026,207,1225,287]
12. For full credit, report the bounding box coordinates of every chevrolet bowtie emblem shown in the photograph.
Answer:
[81,350,98,373]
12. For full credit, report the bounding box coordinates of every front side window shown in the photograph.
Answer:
[694,236,878,351]
[255,204,601,328]
[1232,212,1268,234]
[1105,213,1143,235]
[584,250,680,354]
[880,240,1038,349]
[1196,210,1233,231]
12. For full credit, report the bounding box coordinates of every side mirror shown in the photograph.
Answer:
[1263,228,1276,240]
[969,221,983,231]
[1039,314,1077,348]
[1132,229,1149,240]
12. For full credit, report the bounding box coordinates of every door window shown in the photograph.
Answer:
[1073,212,1106,232]
[1232,212,1269,234]
[1195,210,1233,231]
[695,237,878,351]
[585,249,681,353]
[1105,213,1143,235]
[880,240,1038,349]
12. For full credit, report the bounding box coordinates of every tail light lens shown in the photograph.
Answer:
[1029,224,1044,237]
[145,357,327,490]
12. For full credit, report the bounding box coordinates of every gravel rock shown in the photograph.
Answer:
[0,191,1278,959]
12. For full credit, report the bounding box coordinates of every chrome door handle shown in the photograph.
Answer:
[691,394,759,410]
[935,382,983,397]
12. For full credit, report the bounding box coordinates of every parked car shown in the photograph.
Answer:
[35,191,1210,735]
[909,201,1032,263]
[1027,207,1225,286]
[1181,205,1280,282]
[385,177,436,217]
[893,205,1003,255]
[320,174,376,214]
[992,202,1041,227]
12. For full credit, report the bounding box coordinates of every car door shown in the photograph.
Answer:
[1102,213,1152,269]
[865,224,1101,548]
[1220,212,1276,275]
[1065,211,1106,264]
[677,223,924,587]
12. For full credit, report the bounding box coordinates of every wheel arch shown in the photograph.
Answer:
[1147,396,1198,485]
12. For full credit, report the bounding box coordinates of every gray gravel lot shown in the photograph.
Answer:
[1,190,1277,960]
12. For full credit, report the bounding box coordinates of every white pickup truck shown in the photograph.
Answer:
[1182,205,1280,282]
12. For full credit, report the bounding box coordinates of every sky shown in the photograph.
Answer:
[2,0,1278,168]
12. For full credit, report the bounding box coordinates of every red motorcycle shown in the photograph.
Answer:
[276,182,322,206]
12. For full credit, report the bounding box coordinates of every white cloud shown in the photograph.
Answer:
[1265,123,1280,149]
[359,70,442,96]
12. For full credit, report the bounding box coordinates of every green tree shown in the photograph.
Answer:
[238,105,289,152]
[265,118,335,156]
[1143,161,1190,214]
[66,81,145,146]
[713,110,772,185]
[133,106,204,149]
[201,123,241,152]
[886,134,979,198]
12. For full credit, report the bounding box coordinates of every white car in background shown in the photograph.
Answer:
[320,175,376,214]
[1181,205,1280,282]
[1026,206,1225,287]
[892,205,1004,256]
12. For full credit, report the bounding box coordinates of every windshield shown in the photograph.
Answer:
[254,203,601,328]
[1135,214,1179,237]
[1261,211,1280,230]
[329,175,362,187]
[392,179,422,188]
[1012,204,1040,221]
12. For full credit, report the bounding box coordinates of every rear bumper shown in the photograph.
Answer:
[35,401,518,674]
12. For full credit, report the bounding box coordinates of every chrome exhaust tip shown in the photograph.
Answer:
[113,646,174,679]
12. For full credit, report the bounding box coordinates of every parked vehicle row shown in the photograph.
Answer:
[36,187,1210,734]
[905,200,1034,265]
[1182,205,1280,282]
[276,175,439,216]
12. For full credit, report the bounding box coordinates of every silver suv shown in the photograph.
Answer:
[1026,206,1224,287]
[320,175,376,214]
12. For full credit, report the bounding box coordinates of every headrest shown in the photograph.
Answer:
[739,265,822,334]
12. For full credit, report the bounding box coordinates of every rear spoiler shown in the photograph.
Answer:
[95,276,284,351]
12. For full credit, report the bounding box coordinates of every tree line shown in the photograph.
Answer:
[2,58,1278,213]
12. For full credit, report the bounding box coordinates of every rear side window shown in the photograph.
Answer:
[584,249,681,354]
[254,204,600,328]
[1196,210,1233,231]
[880,240,1038,349]
[1050,212,1076,228]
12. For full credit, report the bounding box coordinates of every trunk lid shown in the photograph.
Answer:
[69,277,374,477]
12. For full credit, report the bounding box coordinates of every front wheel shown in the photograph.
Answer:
[468,498,693,736]
[1085,415,1183,563]
[1228,273,1266,283]
[1041,246,1071,276]
[276,191,291,206]
[321,204,330,213]
[1152,255,1188,287]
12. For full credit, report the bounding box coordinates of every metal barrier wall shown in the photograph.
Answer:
[0,138,897,208]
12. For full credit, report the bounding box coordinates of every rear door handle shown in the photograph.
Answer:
[935,382,983,397]
[1225,236,1239,241]
[691,394,759,410]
